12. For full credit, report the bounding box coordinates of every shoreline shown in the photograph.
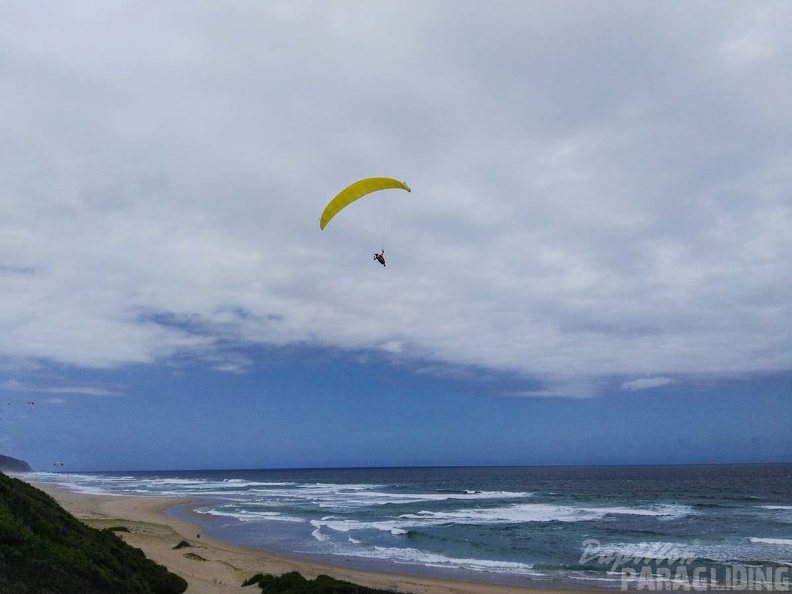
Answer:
[29,481,603,594]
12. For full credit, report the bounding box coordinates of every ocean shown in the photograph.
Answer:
[27,464,792,591]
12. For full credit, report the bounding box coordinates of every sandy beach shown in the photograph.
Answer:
[30,481,601,594]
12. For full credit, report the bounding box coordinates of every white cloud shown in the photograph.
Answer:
[1,2,790,395]
[621,378,676,392]
[381,341,404,354]
[1,380,121,397]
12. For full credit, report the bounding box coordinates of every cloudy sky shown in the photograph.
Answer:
[1,1,790,470]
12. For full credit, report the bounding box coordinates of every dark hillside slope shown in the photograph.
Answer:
[0,455,32,473]
[0,471,186,594]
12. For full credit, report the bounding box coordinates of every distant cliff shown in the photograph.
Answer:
[0,454,33,473]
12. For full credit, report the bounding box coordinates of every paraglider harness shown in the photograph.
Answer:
[373,250,386,267]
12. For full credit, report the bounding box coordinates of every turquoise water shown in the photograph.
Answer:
[28,464,792,590]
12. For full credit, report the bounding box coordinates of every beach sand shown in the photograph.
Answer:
[31,482,600,594]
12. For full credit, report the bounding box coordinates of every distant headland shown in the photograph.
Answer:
[0,454,33,473]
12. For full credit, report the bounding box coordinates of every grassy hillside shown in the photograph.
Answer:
[0,471,187,594]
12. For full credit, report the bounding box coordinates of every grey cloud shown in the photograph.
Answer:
[1,1,790,394]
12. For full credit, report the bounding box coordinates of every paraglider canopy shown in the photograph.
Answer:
[319,177,410,230]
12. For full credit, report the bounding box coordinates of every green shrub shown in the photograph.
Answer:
[242,570,400,593]
[0,471,187,594]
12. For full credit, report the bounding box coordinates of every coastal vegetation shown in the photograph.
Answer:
[242,571,401,593]
[0,471,187,594]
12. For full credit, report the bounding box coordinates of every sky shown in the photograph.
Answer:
[1,1,790,471]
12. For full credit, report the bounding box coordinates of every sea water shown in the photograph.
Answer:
[26,464,792,590]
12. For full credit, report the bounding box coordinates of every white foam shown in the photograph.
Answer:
[243,483,532,508]
[197,506,304,523]
[384,525,409,535]
[27,474,533,514]
[56,483,118,496]
[309,522,332,542]
[32,472,306,499]
[583,504,694,520]
[750,538,792,546]
[592,541,700,563]
[311,518,410,536]
[595,538,792,565]
[311,502,624,535]
[339,545,539,576]
[397,502,693,526]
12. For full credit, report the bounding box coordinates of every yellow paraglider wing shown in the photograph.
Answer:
[320,177,411,230]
